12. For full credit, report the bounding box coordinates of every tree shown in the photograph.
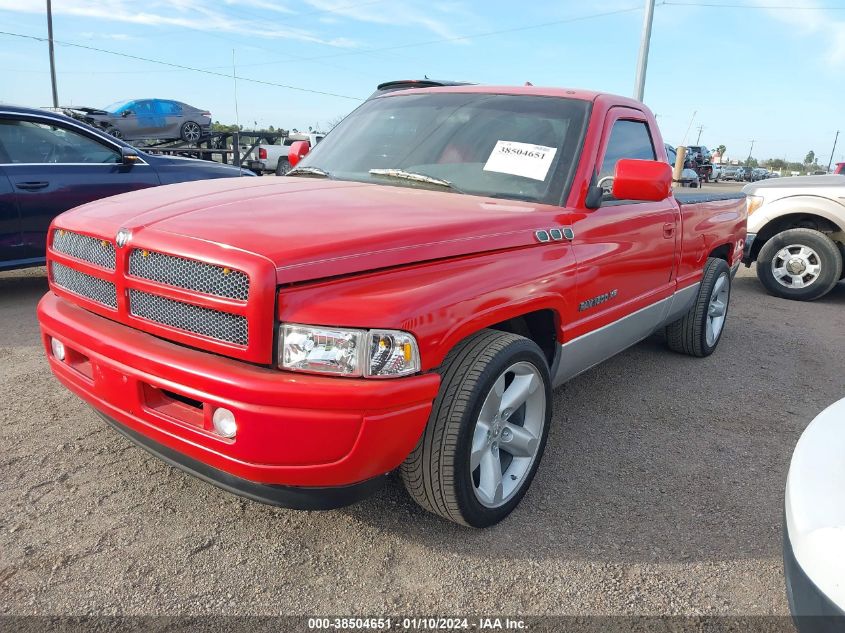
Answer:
[805,150,815,165]
[326,114,346,130]
[716,144,727,158]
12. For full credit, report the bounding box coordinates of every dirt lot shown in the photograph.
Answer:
[1,264,843,618]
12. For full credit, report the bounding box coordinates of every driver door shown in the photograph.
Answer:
[568,108,679,337]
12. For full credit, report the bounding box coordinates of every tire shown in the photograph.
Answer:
[106,126,123,140]
[755,228,842,301]
[180,121,202,143]
[275,158,290,176]
[400,330,552,528]
[666,257,731,357]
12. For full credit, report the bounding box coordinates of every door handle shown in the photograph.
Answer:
[663,223,676,238]
[16,181,49,190]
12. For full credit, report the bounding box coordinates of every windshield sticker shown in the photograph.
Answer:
[483,141,558,181]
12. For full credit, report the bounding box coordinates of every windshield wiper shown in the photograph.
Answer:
[368,168,461,192]
[288,166,331,178]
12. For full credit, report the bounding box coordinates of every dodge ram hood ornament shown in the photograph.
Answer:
[115,229,131,248]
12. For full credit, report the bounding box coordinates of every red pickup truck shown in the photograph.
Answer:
[38,86,747,527]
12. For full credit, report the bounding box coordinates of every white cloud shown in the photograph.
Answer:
[78,32,136,41]
[0,0,355,47]
[754,0,845,67]
[303,0,467,41]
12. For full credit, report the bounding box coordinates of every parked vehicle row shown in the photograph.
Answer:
[0,106,251,271]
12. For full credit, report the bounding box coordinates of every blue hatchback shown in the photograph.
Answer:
[0,105,252,271]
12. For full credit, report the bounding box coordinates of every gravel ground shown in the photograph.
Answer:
[1,264,843,619]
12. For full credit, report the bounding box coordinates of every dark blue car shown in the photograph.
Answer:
[0,105,251,271]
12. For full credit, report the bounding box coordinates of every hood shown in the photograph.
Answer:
[744,174,845,193]
[60,177,557,284]
[143,153,253,178]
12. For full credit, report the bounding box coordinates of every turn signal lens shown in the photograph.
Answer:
[367,330,420,378]
[746,195,764,216]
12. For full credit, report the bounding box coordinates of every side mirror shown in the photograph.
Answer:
[121,110,132,117]
[120,146,140,165]
[611,159,672,202]
[288,140,311,168]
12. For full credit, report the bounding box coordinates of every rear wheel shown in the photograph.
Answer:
[180,121,202,143]
[275,158,291,176]
[756,228,842,301]
[666,257,731,357]
[400,330,552,528]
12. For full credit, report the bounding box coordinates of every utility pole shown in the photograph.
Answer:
[747,140,755,166]
[633,0,656,102]
[827,130,840,172]
[46,0,59,108]
[696,125,704,144]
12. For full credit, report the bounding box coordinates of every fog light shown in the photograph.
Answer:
[51,337,66,361]
[212,408,237,438]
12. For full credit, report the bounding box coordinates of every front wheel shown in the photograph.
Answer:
[756,228,843,301]
[106,126,123,140]
[400,330,552,528]
[666,257,731,357]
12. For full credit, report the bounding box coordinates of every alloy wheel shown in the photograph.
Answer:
[470,361,546,508]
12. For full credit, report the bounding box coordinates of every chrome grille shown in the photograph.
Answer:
[128,289,248,346]
[52,230,116,270]
[128,249,249,300]
[51,261,117,308]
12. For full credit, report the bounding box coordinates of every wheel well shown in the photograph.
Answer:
[707,243,731,262]
[751,213,842,260]
[490,309,557,366]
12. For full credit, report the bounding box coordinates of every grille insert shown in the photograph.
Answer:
[51,261,117,308]
[129,289,248,346]
[128,250,249,300]
[52,230,116,270]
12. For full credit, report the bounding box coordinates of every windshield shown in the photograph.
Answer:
[298,92,590,205]
[103,100,132,113]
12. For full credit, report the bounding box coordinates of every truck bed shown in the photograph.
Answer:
[675,191,746,204]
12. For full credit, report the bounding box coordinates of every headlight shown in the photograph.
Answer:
[746,194,764,215]
[278,324,420,378]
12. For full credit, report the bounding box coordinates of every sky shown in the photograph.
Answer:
[0,0,843,165]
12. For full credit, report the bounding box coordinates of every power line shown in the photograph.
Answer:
[230,5,646,69]
[663,1,845,9]
[0,30,364,101]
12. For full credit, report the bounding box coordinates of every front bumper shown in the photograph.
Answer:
[784,517,845,631]
[38,292,440,504]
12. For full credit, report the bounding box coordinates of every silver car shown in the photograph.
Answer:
[67,99,212,143]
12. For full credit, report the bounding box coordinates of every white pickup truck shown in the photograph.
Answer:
[245,132,324,175]
[743,175,845,301]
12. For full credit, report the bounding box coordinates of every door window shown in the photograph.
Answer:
[0,119,120,164]
[598,119,657,203]
[157,101,183,115]
[134,101,156,116]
